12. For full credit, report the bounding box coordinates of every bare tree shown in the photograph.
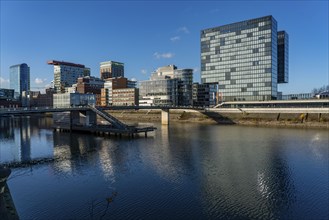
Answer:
[312,85,329,94]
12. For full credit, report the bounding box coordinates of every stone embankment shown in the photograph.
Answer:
[105,109,329,129]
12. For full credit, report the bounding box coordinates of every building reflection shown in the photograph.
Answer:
[0,117,15,140]
[0,117,32,163]
[198,128,296,219]
[139,124,198,183]
[19,117,31,162]
[52,131,98,174]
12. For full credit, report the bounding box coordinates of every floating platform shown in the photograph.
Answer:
[53,124,157,137]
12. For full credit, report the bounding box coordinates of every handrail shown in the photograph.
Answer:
[87,105,129,129]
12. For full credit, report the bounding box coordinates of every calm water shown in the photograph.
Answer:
[0,116,328,219]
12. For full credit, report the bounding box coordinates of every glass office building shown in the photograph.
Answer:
[139,65,193,106]
[9,63,30,99]
[277,31,289,83]
[139,78,178,106]
[201,15,288,101]
[175,69,193,106]
[48,60,89,93]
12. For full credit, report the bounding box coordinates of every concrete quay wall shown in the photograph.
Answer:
[106,108,329,129]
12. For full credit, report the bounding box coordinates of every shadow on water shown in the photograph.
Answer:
[0,167,19,220]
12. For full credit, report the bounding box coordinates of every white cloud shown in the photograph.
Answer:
[193,67,199,73]
[0,77,9,84]
[170,36,180,42]
[178,26,190,34]
[153,52,174,59]
[35,78,43,84]
[141,69,147,75]
[35,78,47,85]
[0,77,9,88]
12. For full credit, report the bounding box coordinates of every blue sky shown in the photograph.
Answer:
[0,1,328,94]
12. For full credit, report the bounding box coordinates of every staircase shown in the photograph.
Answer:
[88,106,130,130]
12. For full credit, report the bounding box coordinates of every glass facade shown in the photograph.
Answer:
[53,93,96,108]
[53,65,86,93]
[139,65,193,106]
[277,31,289,83]
[139,79,178,106]
[175,69,193,106]
[192,83,217,107]
[201,16,288,101]
[9,63,30,100]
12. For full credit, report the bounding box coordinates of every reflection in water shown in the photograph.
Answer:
[0,117,53,164]
[19,117,31,162]
[1,117,328,219]
[309,132,329,159]
[197,127,297,219]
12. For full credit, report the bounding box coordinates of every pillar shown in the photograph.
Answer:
[70,111,80,128]
[85,110,97,126]
[161,109,169,125]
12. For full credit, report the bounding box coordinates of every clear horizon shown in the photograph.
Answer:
[0,1,328,94]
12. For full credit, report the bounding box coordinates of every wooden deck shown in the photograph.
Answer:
[53,124,157,137]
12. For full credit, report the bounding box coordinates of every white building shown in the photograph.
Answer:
[48,60,90,94]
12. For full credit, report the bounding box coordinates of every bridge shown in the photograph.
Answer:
[0,106,203,124]
[0,106,204,137]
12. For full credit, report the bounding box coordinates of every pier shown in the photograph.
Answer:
[52,105,157,137]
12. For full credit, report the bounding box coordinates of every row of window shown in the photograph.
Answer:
[222,90,273,96]
[219,84,274,90]
[204,61,272,70]
[202,26,273,40]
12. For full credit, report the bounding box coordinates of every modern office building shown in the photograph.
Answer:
[201,15,289,101]
[9,63,30,100]
[277,31,289,83]
[139,78,178,106]
[192,83,217,107]
[139,65,193,106]
[175,69,193,106]
[100,61,124,80]
[48,60,90,94]
[53,93,96,108]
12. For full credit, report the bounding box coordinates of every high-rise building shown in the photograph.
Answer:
[9,63,30,100]
[48,60,90,93]
[100,61,124,80]
[201,15,289,101]
[277,31,289,83]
